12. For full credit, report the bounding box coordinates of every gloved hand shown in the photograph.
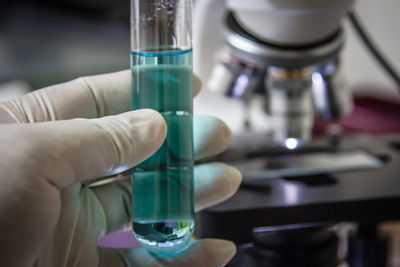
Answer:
[0,70,242,267]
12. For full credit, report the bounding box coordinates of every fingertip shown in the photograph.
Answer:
[138,109,168,140]
[222,119,233,146]
[225,163,242,195]
[196,239,237,266]
[120,108,167,144]
[209,162,242,202]
[99,239,237,267]
[194,116,232,160]
[194,163,242,212]
[211,116,233,146]
[100,109,167,172]
[193,74,202,97]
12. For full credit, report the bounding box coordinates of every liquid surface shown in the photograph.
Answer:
[131,50,194,254]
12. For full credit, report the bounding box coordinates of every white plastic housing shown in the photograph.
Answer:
[227,0,355,45]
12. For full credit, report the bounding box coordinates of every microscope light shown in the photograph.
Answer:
[285,138,300,150]
[312,72,324,88]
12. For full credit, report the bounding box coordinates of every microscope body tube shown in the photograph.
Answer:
[267,67,314,147]
[130,0,195,254]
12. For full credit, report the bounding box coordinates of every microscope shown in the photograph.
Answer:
[195,0,354,146]
[193,1,400,266]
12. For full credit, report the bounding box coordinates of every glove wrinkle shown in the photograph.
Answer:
[98,248,133,267]
[31,90,58,121]
[0,101,26,123]
[114,181,133,230]
[38,90,58,121]
[12,98,31,123]
[77,77,106,118]
[115,249,132,267]
[63,186,81,267]
[91,117,136,174]
[18,91,54,122]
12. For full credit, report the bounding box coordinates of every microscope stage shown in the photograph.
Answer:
[198,134,400,243]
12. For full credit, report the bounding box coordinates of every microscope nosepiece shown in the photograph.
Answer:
[267,67,314,146]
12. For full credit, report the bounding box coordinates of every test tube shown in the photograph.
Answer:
[130,0,194,254]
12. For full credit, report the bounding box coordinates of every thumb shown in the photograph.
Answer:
[99,239,237,267]
[2,109,166,188]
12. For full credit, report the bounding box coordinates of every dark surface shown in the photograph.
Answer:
[0,2,129,89]
[198,135,400,244]
[229,224,339,267]
[347,223,389,267]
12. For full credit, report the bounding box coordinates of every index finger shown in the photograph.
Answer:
[0,70,202,123]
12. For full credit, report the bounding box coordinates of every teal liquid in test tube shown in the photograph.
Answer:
[130,0,194,254]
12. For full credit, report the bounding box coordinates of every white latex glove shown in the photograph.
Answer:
[0,70,242,267]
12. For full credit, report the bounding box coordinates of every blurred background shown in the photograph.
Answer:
[0,0,399,96]
[0,0,130,97]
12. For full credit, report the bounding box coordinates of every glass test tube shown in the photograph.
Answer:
[130,0,194,254]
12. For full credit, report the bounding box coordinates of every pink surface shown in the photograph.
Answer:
[313,96,400,136]
[98,230,142,248]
